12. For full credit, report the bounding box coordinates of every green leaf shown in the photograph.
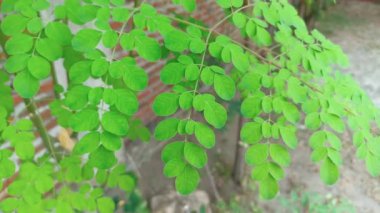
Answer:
[64,85,90,110]
[164,158,186,178]
[324,113,345,133]
[217,0,243,8]
[179,92,193,110]
[45,22,72,45]
[5,54,29,73]
[255,27,272,46]
[366,153,380,177]
[204,101,227,129]
[123,65,148,91]
[232,0,244,7]
[214,74,236,101]
[262,121,271,138]
[101,132,122,151]
[27,56,51,80]
[54,5,67,19]
[184,142,207,168]
[245,144,268,166]
[194,123,215,149]
[126,119,151,142]
[262,96,272,113]
[283,102,300,124]
[35,175,54,193]
[183,0,197,11]
[173,0,197,12]
[102,30,118,48]
[200,67,214,85]
[175,165,200,195]
[32,0,50,10]
[97,197,115,213]
[115,89,139,115]
[233,12,246,28]
[135,36,162,62]
[0,198,19,212]
[328,148,342,165]
[118,175,135,192]
[90,146,117,169]
[270,144,291,167]
[0,159,15,179]
[111,0,124,6]
[189,39,206,53]
[103,89,117,106]
[279,126,298,149]
[36,38,63,61]
[326,132,341,151]
[241,122,262,144]
[109,60,126,79]
[270,126,280,141]
[102,111,129,136]
[320,158,339,185]
[73,132,101,155]
[305,112,321,130]
[72,29,102,52]
[5,34,34,55]
[311,147,327,162]
[92,58,109,77]
[154,118,179,141]
[160,63,185,85]
[241,96,262,118]
[309,131,327,149]
[161,141,185,163]
[368,139,380,156]
[269,162,285,180]
[259,176,279,199]
[70,109,99,132]
[13,72,40,98]
[185,64,200,81]
[8,180,26,196]
[27,17,43,34]
[231,47,249,72]
[111,7,130,22]
[1,14,28,36]
[164,30,190,52]
[69,61,92,84]
[15,142,34,160]
[153,93,179,116]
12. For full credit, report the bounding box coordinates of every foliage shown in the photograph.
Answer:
[278,190,356,213]
[0,0,379,212]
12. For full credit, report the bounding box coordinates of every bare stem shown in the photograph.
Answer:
[205,163,223,202]
[24,99,60,161]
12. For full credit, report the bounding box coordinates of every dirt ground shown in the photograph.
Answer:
[125,0,380,212]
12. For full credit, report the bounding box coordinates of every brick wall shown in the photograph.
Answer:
[0,0,241,199]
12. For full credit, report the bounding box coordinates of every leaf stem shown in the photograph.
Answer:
[24,99,60,161]
[185,4,255,120]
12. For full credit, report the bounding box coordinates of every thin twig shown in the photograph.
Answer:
[205,163,222,202]
[24,99,60,161]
